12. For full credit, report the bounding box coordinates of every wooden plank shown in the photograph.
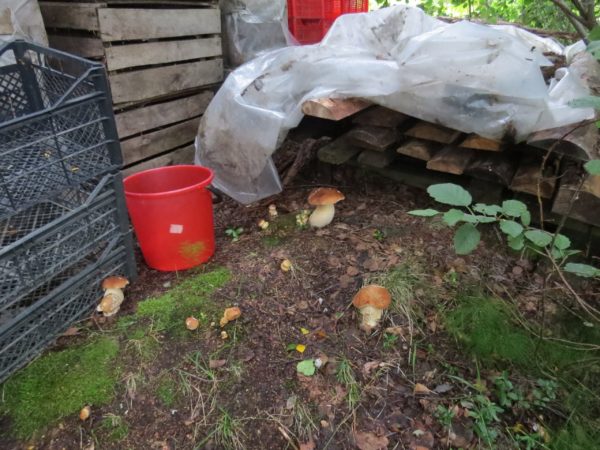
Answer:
[396,139,439,161]
[464,152,517,186]
[460,134,503,151]
[301,98,371,121]
[510,153,558,199]
[105,37,222,71]
[122,145,195,178]
[552,161,600,226]
[0,9,14,35]
[98,8,220,41]
[109,59,222,105]
[317,135,361,165]
[426,146,475,175]
[40,2,101,31]
[404,121,462,144]
[115,91,213,139]
[120,118,199,166]
[527,122,599,161]
[346,126,397,151]
[352,106,409,128]
[47,34,104,58]
[357,149,397,169]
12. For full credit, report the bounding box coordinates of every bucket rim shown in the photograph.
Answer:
[123,165,214,199]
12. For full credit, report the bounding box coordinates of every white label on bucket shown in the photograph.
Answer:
[169,224,184,234]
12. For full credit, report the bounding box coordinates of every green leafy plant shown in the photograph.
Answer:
[373,229,386,241]
[434,404,456,429]
[225,227,244,242]
[409,182,600,278]
[382,332,399,350]
[461,393,504,447]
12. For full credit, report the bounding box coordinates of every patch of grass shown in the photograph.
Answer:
[445,295,577,369]
[336,357,360,410]
[98,413,129,442]
[367,264,422,312]
[156,373,177,407]
[125,327,160,362]
[292,400,318,441]
[212,409,246,450]
[1,337,120,438]
[136,267,230,333]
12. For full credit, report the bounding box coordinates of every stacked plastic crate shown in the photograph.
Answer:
[288,0,368,44]
[0,41,136,382]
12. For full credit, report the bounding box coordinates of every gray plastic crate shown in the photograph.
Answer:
[0,40,121,218]
[0,243,135,382]
[0,174,132,315]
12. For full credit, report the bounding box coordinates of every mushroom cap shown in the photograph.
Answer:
[223,306,241,321]
[352,285,391,310]
[308,188,345,206]
[102,276,129,290]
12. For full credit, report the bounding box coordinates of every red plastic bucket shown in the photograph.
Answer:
[123,165,215,271]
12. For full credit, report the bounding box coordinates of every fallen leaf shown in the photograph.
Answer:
[328,256,342,268]
[79,406,91,421]
[62,327,80,337]
[433,383,453,394]
[297,359,316,376]
[339,274,353,288]
[300,327,310,335]
[414,383,431,394]
[384,326,405,336]
[363,360,382,377]
[286,395,297,410]
[299,440,316,450]
[209,359,226,369]
[354,430,389,450]
[346,266,360,276]
[296,344,306,353]
[298,300,309,310]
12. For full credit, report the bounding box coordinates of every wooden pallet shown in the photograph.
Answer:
[116,90,213,174]
[41,2,223,107]
[41,1,222,170]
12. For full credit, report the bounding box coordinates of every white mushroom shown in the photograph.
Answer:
[307,188,345,228]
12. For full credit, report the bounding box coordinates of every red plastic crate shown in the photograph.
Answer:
[341,0,368,13]
[289,18,335,44]
[288,0,341,19]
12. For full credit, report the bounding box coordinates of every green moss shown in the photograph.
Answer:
[136,267,230,333]
[261,235,283,247]
[1,337,120,438]
[156,374,177,407]
[445,295,576,369]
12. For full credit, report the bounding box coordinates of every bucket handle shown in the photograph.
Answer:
[207,186,223,204]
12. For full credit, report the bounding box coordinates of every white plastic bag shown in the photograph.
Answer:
[196,5,594,204]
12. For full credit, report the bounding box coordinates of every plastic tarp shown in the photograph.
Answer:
[220,0,295,67]
[1,0,48,66]
[196,5,595,204]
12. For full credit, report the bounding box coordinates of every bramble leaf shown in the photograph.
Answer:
[427,183,472,207]
[502,200,528,218]
[524,230,553,247]
[408,209,440,217]
[564,263,600,278]
[453,223,480,255]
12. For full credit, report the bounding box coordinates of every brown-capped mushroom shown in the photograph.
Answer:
[352,285,391,331]
[79,405,91,421]
[97,276,129,317]
[220,307,241,327]
[307,188,345,228]
[186,316,200,330]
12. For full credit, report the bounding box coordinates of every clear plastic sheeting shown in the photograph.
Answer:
[220,0,295,67]
[1,0,48,66]
[196,5,595,204]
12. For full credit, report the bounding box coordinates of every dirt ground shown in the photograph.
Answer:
[2,164,599,450]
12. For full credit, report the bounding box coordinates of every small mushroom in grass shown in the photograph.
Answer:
[220,307,241,327]
[307,188,345,228]
[352,285,391,332]
[79,405,91,421]
[258,219,269,230]
[268,204,278,217]
[185,316,199,330]
[97,276,129,317]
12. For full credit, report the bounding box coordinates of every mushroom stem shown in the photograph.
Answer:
[309,204,335,228]
[359,305,383,331]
